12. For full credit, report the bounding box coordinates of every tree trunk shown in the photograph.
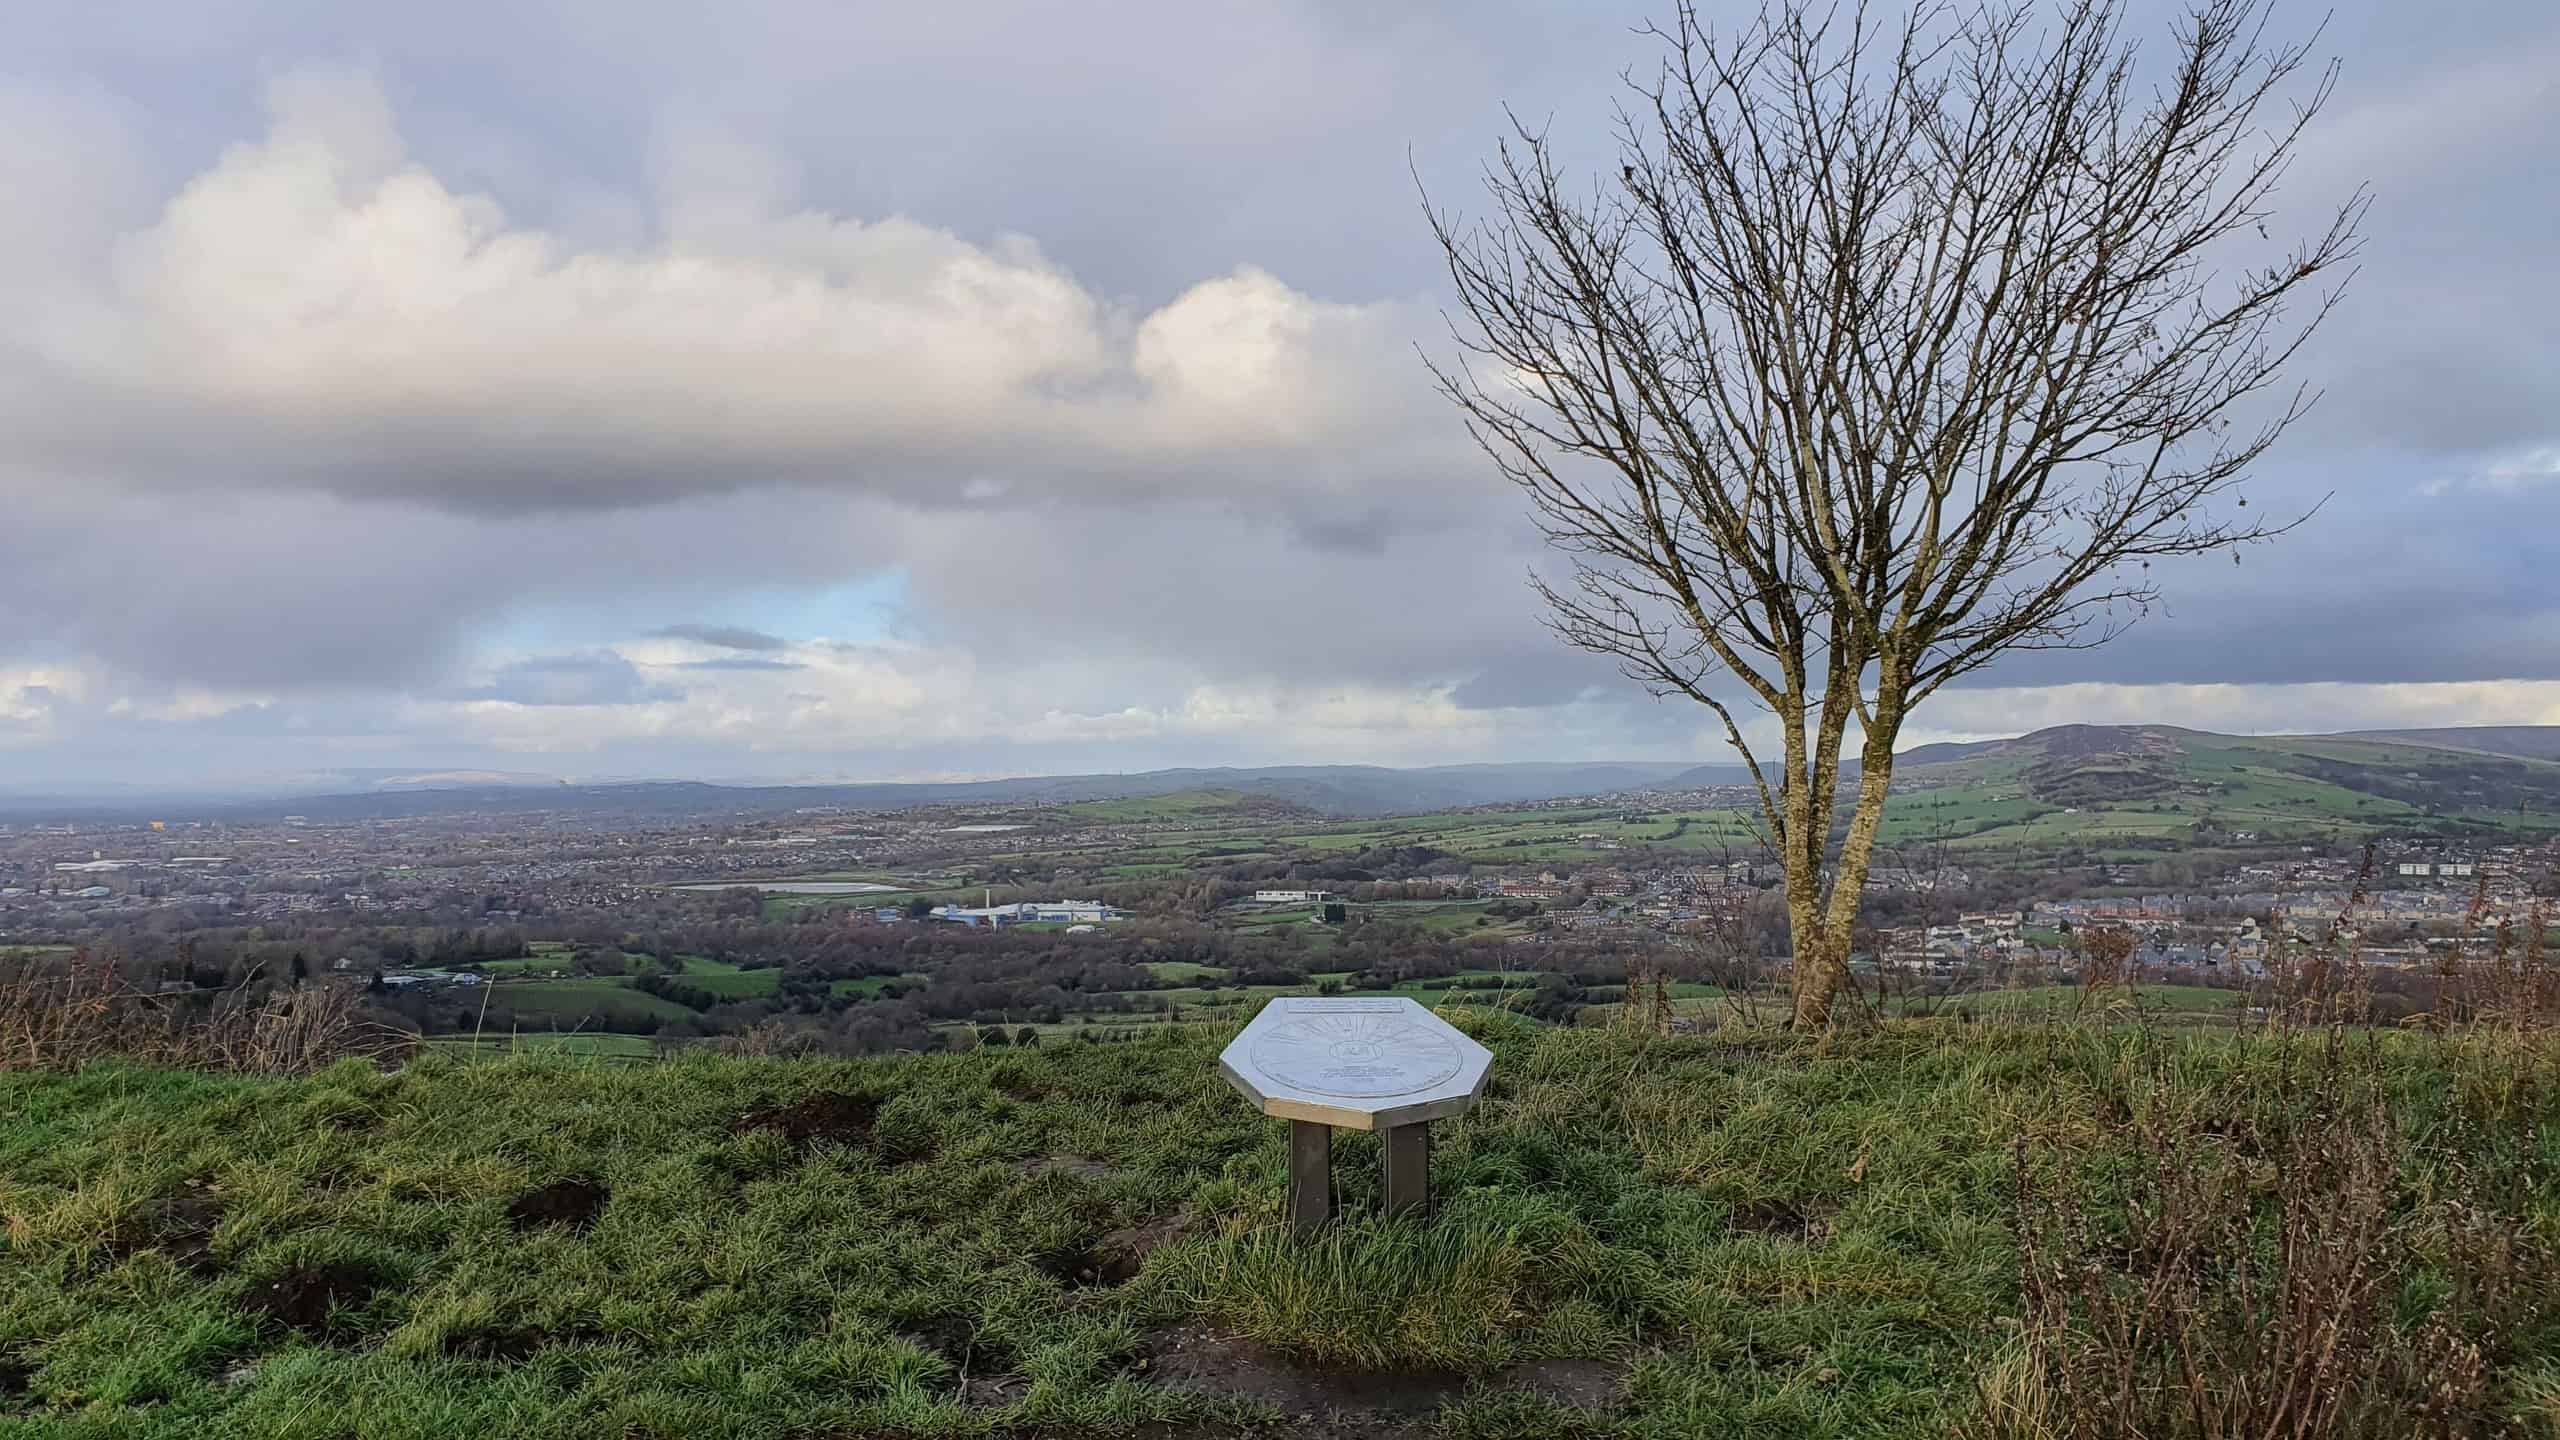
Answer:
[1791,699,1905,1032]
[1790,922,1850,1031]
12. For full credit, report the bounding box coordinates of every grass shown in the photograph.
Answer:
[479,981,698,1028]
[1063,791,1290,824]
[3,1018,2553,1437]
[420,1033,662,1060]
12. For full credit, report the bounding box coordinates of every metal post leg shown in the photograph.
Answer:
[1288,1120,1332,1234]
[1384,1122,1432,1219]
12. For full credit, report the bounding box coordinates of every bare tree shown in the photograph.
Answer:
[1428,0,2361,1029]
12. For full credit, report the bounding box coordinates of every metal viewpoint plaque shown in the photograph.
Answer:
[1247,999,1465,1098]
[1219,995,1494,1131]
[1218,995,1496,1230]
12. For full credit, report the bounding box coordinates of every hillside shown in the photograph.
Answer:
[2353,726,2560,763]
[1882,723,2560,856]
[3,1019,2552,1438]
[1,762,1716,825]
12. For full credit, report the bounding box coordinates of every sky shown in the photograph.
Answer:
[3,0,2556,788]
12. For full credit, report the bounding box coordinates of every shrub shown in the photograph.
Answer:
[1,951,412,1075]
[1990,1037,2549,1438]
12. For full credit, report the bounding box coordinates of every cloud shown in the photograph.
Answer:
[674,656,804,671]
[0,4,2556,786]
[654,623,787,651]
[10,68,1461,521]
[466,652,680,707]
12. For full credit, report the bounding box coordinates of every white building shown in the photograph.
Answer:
[933,899,1127,927]
[1253,889,1336,904]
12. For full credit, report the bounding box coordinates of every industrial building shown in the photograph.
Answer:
[931,899,1127,927]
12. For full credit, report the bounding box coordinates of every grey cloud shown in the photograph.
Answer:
[467,652,678,707]
[655,623,787,651]
[1450,662,1602,711]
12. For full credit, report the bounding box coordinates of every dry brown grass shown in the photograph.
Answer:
[1987,1035,2549,1439]
[0,949,413,1075]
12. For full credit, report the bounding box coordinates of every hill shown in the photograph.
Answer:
[0,762,1717,825]
[3,1019,2550,1437]
[1882,723,2560,855]
[2352,725,2560,763]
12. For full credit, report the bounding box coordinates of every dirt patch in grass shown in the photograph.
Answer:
[904,1310,1016,1379]
[1500,1357,1629,1411]
[1015,1155,1119,1181]
[156,1193,225,1270]
[1726,1196,1837,1243]
[1136,1324,1629,1427]
[1091,1212,1189,1285]
[241,1261,387,1337]
[507,1178,608,1233]
[112,1190,226,1273]
[0,1352,32,1408]
[1137,1321,1465,1421]
[732,1094,879,1150]
[959,1372,1033,1408]
[440,1324,601,1364]
[1032,1210,1190,1289]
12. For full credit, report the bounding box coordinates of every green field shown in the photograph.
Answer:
[1062,790,1291,824]
[482,981,697,1027]
[420,1033,663,1060]
[3,1020,2551,1437]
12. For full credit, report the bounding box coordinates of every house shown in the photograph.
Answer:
[1253,889,1335,904]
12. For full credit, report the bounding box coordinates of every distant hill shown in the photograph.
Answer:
[2348,726,2560,763]
[24,726,2560,838]
[3,760,1724,823]
[1658,761,1771,789]
[1881,723,2560,854]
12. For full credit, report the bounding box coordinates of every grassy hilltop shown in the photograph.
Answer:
[3,1017,2557,1439]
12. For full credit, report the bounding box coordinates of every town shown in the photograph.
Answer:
[10,723,2556,1053]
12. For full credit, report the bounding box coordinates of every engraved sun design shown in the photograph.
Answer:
[1248,1011,1463,1099]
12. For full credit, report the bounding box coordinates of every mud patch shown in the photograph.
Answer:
[1727,1197,1837,1243]
[1090,1213,1189,1286]
[0,1353,31,1407]
[1030,1209,1188,1289]
[1015,1155,1119,1181]
[959,1372,1033,1408]
[903,1310,1015,1379]
[507,1178,609,1233]
[1500,1357,1628,1411]
[1137,1321,1465,1421]
[732,1094,879,1150]
[241,1261,387,1337]
[113,1192,225,1273]
[156,1193,225,1271]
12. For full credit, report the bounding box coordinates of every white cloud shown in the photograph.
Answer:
[10,68,1453,516]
